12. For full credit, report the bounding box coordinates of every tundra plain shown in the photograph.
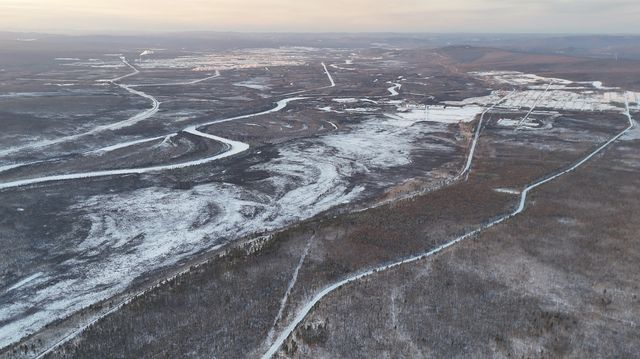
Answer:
[0,36,639,358]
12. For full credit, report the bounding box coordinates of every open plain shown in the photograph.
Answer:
[0,34,639,358]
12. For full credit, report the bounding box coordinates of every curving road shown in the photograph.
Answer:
[260,97,636,359]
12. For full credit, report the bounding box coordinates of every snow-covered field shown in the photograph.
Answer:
[452,71,637,114]
[56,48,314,73]
[4,51,635,354]
[233,77,272,91]
[138,47,313,71]
[388,104,484,125]
[0,106,458,348]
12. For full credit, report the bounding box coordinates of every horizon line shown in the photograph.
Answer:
[2,30,640,37]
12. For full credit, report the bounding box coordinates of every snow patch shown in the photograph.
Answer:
[390,104,483,124]
[5,273,44,293]
[234,78,271,91]
[494,188,520,195]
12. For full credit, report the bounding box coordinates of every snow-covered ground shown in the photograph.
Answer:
[4,61,633,352]
[0,105,457,348]
[0,98,306,190]
[233,77,272,91]
[388,104,484,125]
[137,47,314,71]
[0,58,159,159]
[462,71,638,114]
[470,71,573,86]
[260,92,637,359]
[332,98,360,104]
[128,70,220,87]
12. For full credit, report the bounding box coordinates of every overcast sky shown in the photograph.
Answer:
[1,0,639,34]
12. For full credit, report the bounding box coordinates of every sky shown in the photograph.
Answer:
[1,0,639,34]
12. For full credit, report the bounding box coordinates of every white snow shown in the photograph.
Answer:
[471,71,572,86]
[387,82,402,96]
[464,71,636,114]
[44,83,77,87]
[137,47,311,71]
[494,188,520,195]
[590,81,619,90]
[266,235,315,343]
[0,163,29,173]
[450,90,626,114]
[389,104,484,124]
[5,273,44,293]
[332,98,359,103]
[497,118,520,127]
[322,62,336,87]
[129,70,220,87]
[89,136,165,154]
[329,64,355,71]
[331,98,377,105]
[344,108,377,113]
[233,77,271,91]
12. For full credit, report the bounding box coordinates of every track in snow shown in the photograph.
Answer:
[266,234,315,344]
[321,63,336,87]
[461,90,515,180]
[278,62,336,96]
[88,136,165,154]
[260,96,636,359]
[517,81,553,128]
[128,70,221,87]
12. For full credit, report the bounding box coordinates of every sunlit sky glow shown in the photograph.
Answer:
[1,0,639,34]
